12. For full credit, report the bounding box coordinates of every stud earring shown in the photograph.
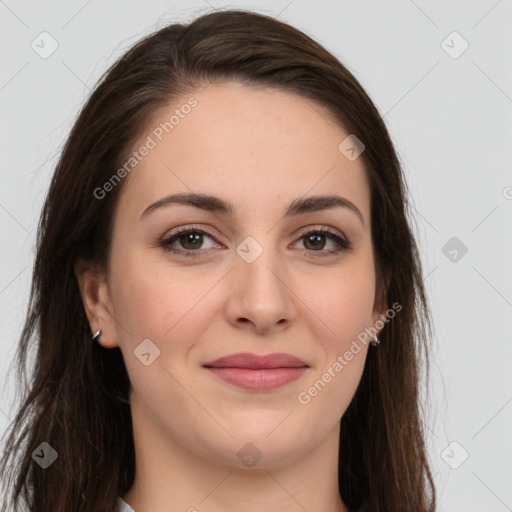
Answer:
[370,334,380,346]
[92,329,102,342]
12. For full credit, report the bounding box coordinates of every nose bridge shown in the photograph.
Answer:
[227,234,295,331]
[236,234,286,296]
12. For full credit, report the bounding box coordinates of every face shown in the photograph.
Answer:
[79,81,386,469]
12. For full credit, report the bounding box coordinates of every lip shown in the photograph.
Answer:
[202,353,309,391]
[202,352,309,369]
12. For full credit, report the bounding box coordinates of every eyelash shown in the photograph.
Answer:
[159,224,352,258]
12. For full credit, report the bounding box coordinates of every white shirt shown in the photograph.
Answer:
[118,497,135,512]
[118,496,368,511]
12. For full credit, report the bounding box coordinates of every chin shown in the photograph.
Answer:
[194,424,313,469]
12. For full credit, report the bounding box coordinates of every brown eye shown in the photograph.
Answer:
[159,225,351,259]
[294,228,352,256]
[303,232,327,251]
[160,227,218,257]
[177,231,203,250]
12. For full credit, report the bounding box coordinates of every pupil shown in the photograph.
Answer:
[182,232,202,249]
[306,234,325,250]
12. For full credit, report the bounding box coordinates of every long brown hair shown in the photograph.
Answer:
[0,9,436,511]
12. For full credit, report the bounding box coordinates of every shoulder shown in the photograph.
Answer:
[117,497,136,512]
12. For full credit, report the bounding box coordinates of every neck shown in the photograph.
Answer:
[122,392,349,512]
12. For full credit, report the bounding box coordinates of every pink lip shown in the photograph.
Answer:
[203,352,309,369]
[202,352,309,391]
[206,367,308,390]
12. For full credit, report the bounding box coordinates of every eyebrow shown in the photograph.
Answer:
[139,192,365,227]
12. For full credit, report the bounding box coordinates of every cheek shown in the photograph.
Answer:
[297,350,366,428]
[301,262,376,349]
[109,246,185,337]
[110,248,219,367]
[111,264,167,337]
[295,272,373,420]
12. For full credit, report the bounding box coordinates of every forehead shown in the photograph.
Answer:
[117,81,371,225]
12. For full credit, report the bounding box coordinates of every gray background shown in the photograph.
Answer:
[1,1,511,510]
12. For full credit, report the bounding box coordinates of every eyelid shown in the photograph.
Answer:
[294,224,347,242]
[162,224,221,244]
[162,223,347,242]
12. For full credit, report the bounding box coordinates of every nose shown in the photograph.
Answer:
[224,246,296,335]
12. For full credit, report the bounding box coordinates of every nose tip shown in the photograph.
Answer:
[226,255,295,335]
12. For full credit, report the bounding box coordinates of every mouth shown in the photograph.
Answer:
[202,352,309,391]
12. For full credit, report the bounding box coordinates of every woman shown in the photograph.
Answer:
[0,9,436,512]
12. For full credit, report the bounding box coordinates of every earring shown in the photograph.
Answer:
[92,329,102,342]
[370,334,380,346]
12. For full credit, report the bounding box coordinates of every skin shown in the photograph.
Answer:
[76,82,386,512]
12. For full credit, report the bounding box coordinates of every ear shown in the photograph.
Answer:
[74,259,119,348]
[371,267,391,334]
